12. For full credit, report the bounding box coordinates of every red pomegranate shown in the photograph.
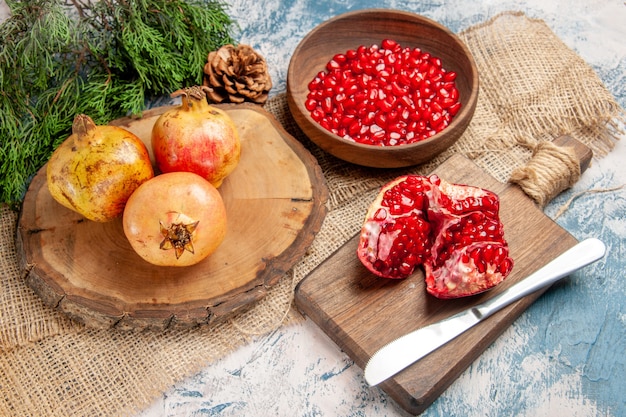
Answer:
[357,174,513,298]
[151,85,241,188]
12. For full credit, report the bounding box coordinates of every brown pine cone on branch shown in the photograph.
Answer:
[203,44,272,104]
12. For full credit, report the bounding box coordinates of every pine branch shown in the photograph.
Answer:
[0,0,236,208]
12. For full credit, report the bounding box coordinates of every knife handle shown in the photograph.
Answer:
[475,238,606,319]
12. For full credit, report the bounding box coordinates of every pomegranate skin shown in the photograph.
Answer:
[151,86,241,188]
[46,114,154,222]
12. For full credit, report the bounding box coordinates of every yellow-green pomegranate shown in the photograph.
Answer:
[46,114,154,222]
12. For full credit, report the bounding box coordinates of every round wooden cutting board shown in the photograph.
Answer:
[16,103,328,330]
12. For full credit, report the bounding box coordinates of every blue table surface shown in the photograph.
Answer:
[72,0,622,415]
[0,0,622,415]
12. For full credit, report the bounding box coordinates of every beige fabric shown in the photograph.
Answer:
[0,11,623,416]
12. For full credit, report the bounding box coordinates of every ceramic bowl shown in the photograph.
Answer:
[287,9,478,168]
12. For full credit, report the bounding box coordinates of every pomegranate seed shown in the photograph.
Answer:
[449,87,459,101]
[323,75,337,89]
[363,111,375,125]
[381,39,398,50]
[444,71,457,82]
[439,97,457,109]
[374,113,387,128]
[430,112,443,127]
[448,102,462,116]
[321,96,333,113]
[326,59,340,71]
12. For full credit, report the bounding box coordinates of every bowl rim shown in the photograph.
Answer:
[287,8,479,151]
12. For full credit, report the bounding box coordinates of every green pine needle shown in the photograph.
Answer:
[0,0,236,209]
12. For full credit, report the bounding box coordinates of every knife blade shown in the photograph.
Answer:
[364,237,606,387]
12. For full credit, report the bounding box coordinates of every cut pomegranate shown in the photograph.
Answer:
[306,39,461,146]
[357,174,513,298]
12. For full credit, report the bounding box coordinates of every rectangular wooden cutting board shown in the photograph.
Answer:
[295,140,590,415]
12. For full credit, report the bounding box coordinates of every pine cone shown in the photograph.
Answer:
[203,44,272,104]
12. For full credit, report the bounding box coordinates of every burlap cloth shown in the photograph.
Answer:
[1,12,623,416]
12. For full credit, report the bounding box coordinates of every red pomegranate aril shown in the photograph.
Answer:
[334,53,347,63]
[427,63,440,77]
[322,75,337,89]
[444,71,457,82]
[448,102,462,116]
[381,38,398,50]
[411,73,426,89]
[421,106,432,122]
[439,97,457,109]
[387,109,400,124]
[370,129,387,145]
[420,85,434,99]
[389,132,402,144]
[430,112,444,127]
[378,98,394,113]
[343,97,357,111]
[321,96,333,113]
[327,59,340,71]
[311,108,324,121]
[351,60,364,74]
[429,72,444,85]
[306,39,462,145]
[449,87,459,101]
[308,79,320,91]
[374,113,387,128]
[340,114,354,127]
[348,120,361,137]
[391,81,406,97]
[417,60,430,74]
[345,83,359,95]
[397,73,412,87]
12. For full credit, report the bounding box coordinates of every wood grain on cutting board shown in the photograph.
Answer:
[295,137,591,415]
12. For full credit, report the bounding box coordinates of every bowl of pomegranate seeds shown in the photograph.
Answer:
[287,9,478,168]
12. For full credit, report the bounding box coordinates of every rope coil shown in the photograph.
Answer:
[509,141,581,207]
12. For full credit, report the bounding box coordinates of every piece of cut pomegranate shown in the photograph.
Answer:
[357,174,513,298]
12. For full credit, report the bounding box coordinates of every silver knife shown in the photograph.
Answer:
[364,237,607,386]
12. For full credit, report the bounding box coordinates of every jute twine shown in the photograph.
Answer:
[0,11,623,417]
[509,139,581,207]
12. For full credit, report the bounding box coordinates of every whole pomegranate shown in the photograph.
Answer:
[122,171,227,267]
[357,174,513,298]
[151,85,241,188]
[46,114,154,222]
